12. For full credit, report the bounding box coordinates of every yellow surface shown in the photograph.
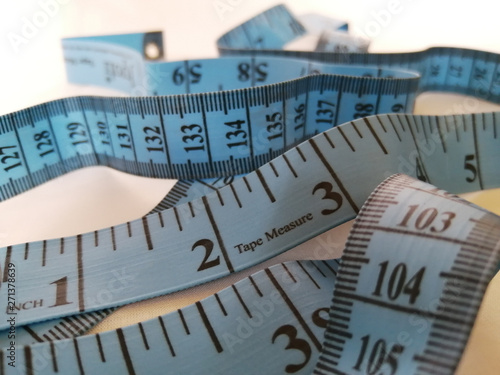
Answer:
[456,189,500,374]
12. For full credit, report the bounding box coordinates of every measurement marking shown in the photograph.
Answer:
[435,117,447,153]
[117,328,136,374]
[196,301,223,353]
[337,127,354,151]
[386,115,402,141]
[24,346,34,375]
[93,231,99,247]
[173,207,183,231]
[96,333,106,361]
[424,348,460,362]
[282,263,297,282]
[183,61,191,93]
[341,256,370,264]
[242,176,252,192]
[404,115,430,181]
[42,240,47,266]
[315,362,346,375]
[309,138,359,213]
[142,216,154,250]
[188,201,195,217]
[202,196,234,273]
[440,271,484,284]
[351,121,363,137]
[198,101,214,169]
[73,339,84,375]
[309,261,326,277]
[76,235,85,313]
[24,243,29,260]
[323,132,335,148]
[470,217,500,229]
[332,297,355,308]
[229,184,242,208]
[493,113,498,138]
[178,309,190,335]
[215,189,224,206]
[334,290,468,325]
[23,326,44,343]
[49,341,58,372]
[158,317,176,357]
[126,222,132,237]
[296,146,306,161]
[413,354,455,370]
[472,115,484,189]
[214,293,227,316]
[326,328,353,340]
[138,323,150,350]
[429,330,460,342]
[255,169,276,203]
[282,154,297,177]
[331,305,352,315]
[248,275,263,296]
[232,285,252,318]
[62,317,83,335]
[48,329,61,340]
[330,319,349,330]
[243,90,255,162]
[363,118,388,154]
[426,339,461,351]
[358,223,492,249]
[3,246,12,282]
[265,268,322,350]
[335,283,356,292]
[348,236,371,243]
[269,161,279,177]
[322,260,338,276]
[196,179,218,191]
[296,261,320,289]
[111,226,117,250]
[337,276,357,285]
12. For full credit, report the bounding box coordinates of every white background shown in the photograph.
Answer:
[0,0,500,373]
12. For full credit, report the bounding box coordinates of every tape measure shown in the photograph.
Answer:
[1,4,500,374]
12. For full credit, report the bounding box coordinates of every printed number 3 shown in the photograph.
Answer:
[312,181,343,215]
[272,325,312,373]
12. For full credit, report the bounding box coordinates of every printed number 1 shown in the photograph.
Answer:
[353,335,405,375]
[49,276,72,307]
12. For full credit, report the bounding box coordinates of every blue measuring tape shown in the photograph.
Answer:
[0,4,499,374]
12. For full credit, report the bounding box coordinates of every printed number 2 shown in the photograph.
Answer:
[191,239,220,271]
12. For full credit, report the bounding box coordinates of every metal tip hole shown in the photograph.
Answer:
[145,42,160,59]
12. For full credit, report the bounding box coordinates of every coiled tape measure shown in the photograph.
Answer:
[1,4,499,374]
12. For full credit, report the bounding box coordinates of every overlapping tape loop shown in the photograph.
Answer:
[0,4,499,374]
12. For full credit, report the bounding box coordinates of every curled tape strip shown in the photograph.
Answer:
[1,4,499,374]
